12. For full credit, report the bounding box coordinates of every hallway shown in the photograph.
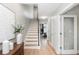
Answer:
[24,19,56,55]
[24,42,56,55]
[0,3,78,55]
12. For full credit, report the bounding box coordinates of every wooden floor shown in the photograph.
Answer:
[24,44,56,55]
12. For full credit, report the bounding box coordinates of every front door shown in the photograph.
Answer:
[61,15,77,54]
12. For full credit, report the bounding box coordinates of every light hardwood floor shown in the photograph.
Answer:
[24,43,56,55]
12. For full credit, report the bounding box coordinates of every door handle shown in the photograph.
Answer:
[60,33,62,35]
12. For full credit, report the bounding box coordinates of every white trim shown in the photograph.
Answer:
[77,50,79,53]
[61,15,77,54]
[57,15,61,54]
[58,3,79,15]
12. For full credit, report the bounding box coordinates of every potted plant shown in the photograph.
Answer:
[13,25,24,44]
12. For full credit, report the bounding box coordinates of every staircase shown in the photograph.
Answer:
[24,20,40,49]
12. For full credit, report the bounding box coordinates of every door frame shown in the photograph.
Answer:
[61,15,77,54]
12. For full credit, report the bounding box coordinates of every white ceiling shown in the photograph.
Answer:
[38,3,70,16]
[22,3,70,18]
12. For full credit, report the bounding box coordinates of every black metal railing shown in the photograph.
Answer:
[37,6,40,46]
[37,18,40,46]
[34,4,40,46]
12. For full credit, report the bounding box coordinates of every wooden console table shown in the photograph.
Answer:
[0,42,24,55]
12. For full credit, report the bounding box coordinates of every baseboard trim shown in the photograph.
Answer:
[77,50,79,53]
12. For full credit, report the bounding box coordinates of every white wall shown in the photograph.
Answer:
[0,4,15,42]
[0,3,32,50]
[2,3,31,39]
[22,4,34,19]
[50,16,60,54]
[62,4,79,51]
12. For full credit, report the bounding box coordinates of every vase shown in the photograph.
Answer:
[16,33,22,44]
[2,40,10,54]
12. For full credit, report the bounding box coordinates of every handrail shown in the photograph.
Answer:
[33,4,40,46]
[37,5,40,46]
[38,18,40,46]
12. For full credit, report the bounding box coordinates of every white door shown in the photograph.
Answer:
[61,15,77,54]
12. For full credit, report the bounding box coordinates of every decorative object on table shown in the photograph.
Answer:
[9,42,14,50]
[13,25,24,44]
[16,33,22,44]
[2,40,10,54]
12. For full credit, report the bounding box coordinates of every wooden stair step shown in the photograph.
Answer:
[27,33,38,35]
[26,37,38,39]
[27,32,38,34]
[26,35,38,38]
[26,35,38,37]
[26,36,38,38]
[24,46,40,49]
[25,39,38,41]
[28,30,38,32]
[24,43,38,45]
[24,44,38,46]
[28,30,38,31]
[25,41,38,44]
[25,40,38,42]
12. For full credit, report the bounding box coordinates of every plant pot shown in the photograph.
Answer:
[16,33,22,44]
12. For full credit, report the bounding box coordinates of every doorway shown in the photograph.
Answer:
[61,15,77,54]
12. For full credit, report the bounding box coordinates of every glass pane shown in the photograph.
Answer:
[64,17,74,50]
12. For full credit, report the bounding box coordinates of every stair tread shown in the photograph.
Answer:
[26,37,38,39]
[26,35,38,36]
[26,36,38,38]
[26,34,38,35]
[28,32,38,33]
[25,40,38,42]
[24,42,38,45]
[25,38,38,40]
[26,38,38,39]
[24,46,39,49]
[24,46,40,49]
[26,39,38,41]
[24,41,38,43]
[24,44,38,46]
[28,31,38,32]
[26,36,38,37]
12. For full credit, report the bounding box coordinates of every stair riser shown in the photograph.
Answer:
[26,35,38,37]
[24,44,38,46]
[25,41,38,42]
[27,37,38,39]
[25,39,38,41]
[28,31,38,32]
[24,46,40,49]
[26,36,38,37]
[27,33,38,35]
[25,35,38,37]
[28,30,38,31]
[24,42,38,45]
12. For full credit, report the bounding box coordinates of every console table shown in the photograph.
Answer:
[0,42,24,55]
